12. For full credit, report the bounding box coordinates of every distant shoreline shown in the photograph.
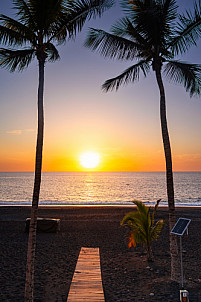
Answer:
[1,205,201,222]
[1,204,201,208]
[1,204,201,207]
[1,171,201,172]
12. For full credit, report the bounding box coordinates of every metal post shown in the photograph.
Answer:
[180,236,184,288]
[171,218,191,301]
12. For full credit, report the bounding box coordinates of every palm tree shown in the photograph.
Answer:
[177,0,201,48]
[121,199,164,261]
[0,0,113,301]
[85,0,201,281]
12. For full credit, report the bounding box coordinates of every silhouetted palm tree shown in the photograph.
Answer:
[0,0,113,300]
[85,0,201,280]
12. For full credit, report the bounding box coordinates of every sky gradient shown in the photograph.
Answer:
[0,0,201,172]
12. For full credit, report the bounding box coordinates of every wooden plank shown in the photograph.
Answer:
[67,247,105,302]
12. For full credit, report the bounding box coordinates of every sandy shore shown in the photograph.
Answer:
[0,205,201,301]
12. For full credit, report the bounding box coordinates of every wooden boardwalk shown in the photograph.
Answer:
[67,247,105,302]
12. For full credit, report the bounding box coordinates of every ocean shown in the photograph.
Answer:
[0,172,200,206]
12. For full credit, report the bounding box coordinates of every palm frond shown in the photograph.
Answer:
[171,0,201,55]
[158,0,178,44]
[150,219,164,241]
[133,199,149,213]
[65,0,114,20]
[25,0,68,37]
[45,42,60,62]
[121,211,140,226]
[151,199,161,225]
[12,0,37,30]
[164,60,201,96]
[133,225,147,243]
[121,212,148,244]
[111,17,148,46]
[123,0,158,37]
[85,28,140,60]
[49,0,114,43]
[122,200,151,241]
[102,60,150,92]
[133,200,150,226]
[48,15,68,45]
[122,0,154,18]
[0,14,37,45]
[161,0,178,25]
[0,25,26,46]
[122,0,177,47]
[0,48,35,72]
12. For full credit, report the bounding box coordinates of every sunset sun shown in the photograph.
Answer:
[79,152,100,169]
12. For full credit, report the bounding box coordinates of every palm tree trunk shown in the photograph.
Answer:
[147,244,153,262]
[24,59,45,302]
[155,65,180,281]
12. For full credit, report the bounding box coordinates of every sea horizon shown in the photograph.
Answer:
[1,171,200,206]
[1,170,201,172]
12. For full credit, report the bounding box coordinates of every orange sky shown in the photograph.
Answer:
[1,110,200,172]
[1,65,201,172]
[0,0,201,172]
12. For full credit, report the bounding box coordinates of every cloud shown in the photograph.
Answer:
[25,129,35,132]
[6,130,22,135]
[175,153,201,161]
[6,129,35,135]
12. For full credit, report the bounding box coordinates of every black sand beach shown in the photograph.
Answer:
[1,205,201,301]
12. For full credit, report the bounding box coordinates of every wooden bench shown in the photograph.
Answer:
[25,217,60,233]
[67,247,105,301]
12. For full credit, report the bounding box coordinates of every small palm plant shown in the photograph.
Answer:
[121,199,164,261]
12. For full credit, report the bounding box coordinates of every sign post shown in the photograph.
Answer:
[171,218,191,302]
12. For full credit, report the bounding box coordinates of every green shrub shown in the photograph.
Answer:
[121,199,164,261]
